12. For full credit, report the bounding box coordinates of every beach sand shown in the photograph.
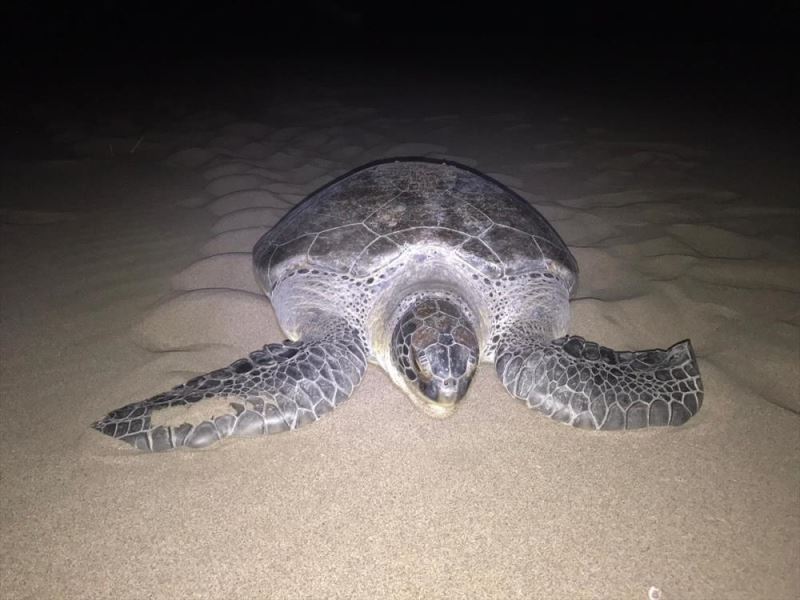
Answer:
[2,60,798,599]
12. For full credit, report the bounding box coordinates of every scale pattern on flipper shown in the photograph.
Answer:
[496,334,703,429]
[93,318,367,451]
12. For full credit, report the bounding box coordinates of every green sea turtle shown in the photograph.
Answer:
[93,158,703,451]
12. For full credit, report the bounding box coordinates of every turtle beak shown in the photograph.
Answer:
[419,375,471,407]
[436,387,460,407]
[437,375,468,406]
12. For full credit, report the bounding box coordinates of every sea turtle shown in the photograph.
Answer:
[93,158,703,451]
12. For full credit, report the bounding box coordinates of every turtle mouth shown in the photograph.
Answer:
[419,377,464,404]
[413,375,471,418]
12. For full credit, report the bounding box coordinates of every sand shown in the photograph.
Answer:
[1,68,798,600]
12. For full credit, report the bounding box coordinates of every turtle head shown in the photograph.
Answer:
[391,296,479,417]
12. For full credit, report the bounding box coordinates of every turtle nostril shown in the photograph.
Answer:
[443,378,456,388]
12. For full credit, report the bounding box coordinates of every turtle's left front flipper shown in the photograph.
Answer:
[495,334,703,429]
[92,317,367,451]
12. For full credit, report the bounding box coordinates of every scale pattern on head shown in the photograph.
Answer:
[391,297,479,410]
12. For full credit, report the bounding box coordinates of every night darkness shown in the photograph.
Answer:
[4,2,798,118]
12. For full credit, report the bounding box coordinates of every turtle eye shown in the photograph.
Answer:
[413,351,433,380]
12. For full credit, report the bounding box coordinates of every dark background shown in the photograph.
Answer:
[2,1,798,133]
[4,3,797,78]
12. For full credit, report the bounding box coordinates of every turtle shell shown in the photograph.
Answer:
[253,158,578,292]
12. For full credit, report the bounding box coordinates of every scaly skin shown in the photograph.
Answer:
[390,295,479,416]
[93,316,366,451]
[495,330,703,429]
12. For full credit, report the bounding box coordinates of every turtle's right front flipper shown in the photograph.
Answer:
[92,318,367,451]
[495,333,703,430]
